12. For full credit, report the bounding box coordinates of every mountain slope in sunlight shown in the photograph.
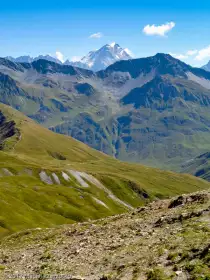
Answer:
[0,103,209,237]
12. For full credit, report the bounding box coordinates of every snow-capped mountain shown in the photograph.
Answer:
[66,43,133,71]
[4,43,133,71]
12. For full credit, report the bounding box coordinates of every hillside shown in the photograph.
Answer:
[2,54,210,169]
[0,189,209,279]
[181,152,210,181]
[0,103,209,238]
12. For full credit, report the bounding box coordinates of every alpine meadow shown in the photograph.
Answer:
[0,1,209,279]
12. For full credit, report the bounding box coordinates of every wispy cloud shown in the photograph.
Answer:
[186,50,198,56]
[169,49,198,61]
[124,48,134,57]
[55,51,64,63]
[195,45,210,61]
[171,46,210,63]
[71,56,82,62]
[170,53,188,60]
[143,22,175,37]
[89,32,103,39]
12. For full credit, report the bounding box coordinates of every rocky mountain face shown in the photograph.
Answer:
[0,110,18,150]
[68,43,132,71]
[1,189,209,279]
[1,54,210,170]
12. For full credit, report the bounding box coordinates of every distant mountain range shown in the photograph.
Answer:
[5,43,132,72]
[2,53,210,170]
[5,54,61,65]
[0,54,210,280]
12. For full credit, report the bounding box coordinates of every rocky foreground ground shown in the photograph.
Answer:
[0,190,209,280]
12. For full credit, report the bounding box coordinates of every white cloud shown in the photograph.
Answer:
[195,45,210,61]
[89,32,103,39]
[169,53,188,60]
[169,46,210,64]
[169,49,198,61]
[55,51,64,63]
[71,56,82,62]
[143,22,175,37]
[186,50,198,56]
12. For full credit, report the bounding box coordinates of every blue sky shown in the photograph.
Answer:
[0,0,209,66]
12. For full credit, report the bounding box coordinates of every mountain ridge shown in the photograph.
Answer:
[5,54,62,65]
[5,43,132,72]
[1,54,210,170]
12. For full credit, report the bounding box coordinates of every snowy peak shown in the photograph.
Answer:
[69,43,133,71]
[4,43,133,71]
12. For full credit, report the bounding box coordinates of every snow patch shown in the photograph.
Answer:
[93,197,109,209]
[52,173,61,184]
[68,170,89,188]
[110,42,116,48]
[39,171,53,185]
[67,170,133,209]
[2,168,13,176]
[62,172,70,181]
[79,172,133,210]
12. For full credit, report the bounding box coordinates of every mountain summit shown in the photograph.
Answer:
[67,42,133,71]
[5,43,132,72]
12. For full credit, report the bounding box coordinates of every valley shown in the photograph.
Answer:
[0,103,208,239]
[1,2,210,279]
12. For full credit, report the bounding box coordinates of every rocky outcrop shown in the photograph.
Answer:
[1,190,209,280]
[0,111,19,150]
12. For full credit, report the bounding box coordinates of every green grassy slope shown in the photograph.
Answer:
[0,103,209,238]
